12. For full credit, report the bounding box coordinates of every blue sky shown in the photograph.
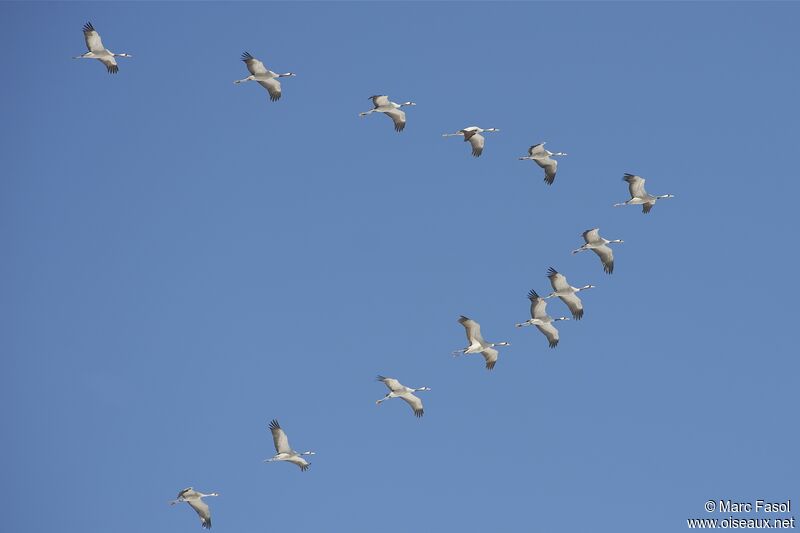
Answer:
[2,2,798,532]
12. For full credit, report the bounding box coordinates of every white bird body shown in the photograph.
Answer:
[515,289,569,348]
[375,375,430,417]
[73,22,131,74]
[234,52,296,101]
[453,315,510,370]
[614,173,674,214]
[572,228,623,274]
[170,487,219,529]
[443,126,499,157]
[519,142,567,185]
[265,419,315,471]
[546,267,595,320]
[360,95,416,132]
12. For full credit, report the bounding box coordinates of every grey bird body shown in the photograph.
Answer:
[515,289,570,348]
[572,228,623,274]
[73,22,132,74]
[453,315,510,370]
[614,173,674,213]
[170,487,218,529]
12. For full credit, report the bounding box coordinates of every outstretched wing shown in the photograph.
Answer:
[176,487,195,500]
[527,289,548,319]
[547,267,571,292]
[480,347,499,370]
[269,419,292,453]
[582,228,601,244]
[535,157,558,185]
[536,322,560,348]
[624,173,647,199]
[384,108,406,132]
[286,455,310,472]
[258,78,282,101]
[527,143,546,157]
[99,56,118,74]
[398,392,424,417]
[83,22,105,52]
[242,51,268,75]
[467,133,485,157]
[592,245,614,274]
[458,315,485,346]
[377,375,404,393]
[186,498,212,529]
[559,293,584,320]
[369,95,390,107]
[642,201,654,214]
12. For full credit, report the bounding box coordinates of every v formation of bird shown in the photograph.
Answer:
[73,21,676,529]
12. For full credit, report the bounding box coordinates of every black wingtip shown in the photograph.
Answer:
[414,409,424,418]
[268,419,280,430]
[241,51,253,61]
[547,267,558,276]
[107,64,118,74]
[573,309,584,320]
[527,289,540,300]
[544,176,555,185]
[485,361,496,370]
[604,263,614,274]
[549,340,558,348]
[202,517,211,529]
[376,375,387,382]
[83,22,95,32]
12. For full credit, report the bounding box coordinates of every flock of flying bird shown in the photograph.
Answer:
[73,21,676,529]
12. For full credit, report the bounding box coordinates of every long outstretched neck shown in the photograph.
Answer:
[493,341,510,347]
[199,492,219,498]
[554,317,571,322]
[301,451,315,456]
[577,285,595,291]
[657,194,674,199]
[400,101,416,107]
[114,53,132,57]
[610,239,624,244]
[279,72,296,77]
[551,151,567,156]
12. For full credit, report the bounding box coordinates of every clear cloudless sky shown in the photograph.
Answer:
[2,2,799,532]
